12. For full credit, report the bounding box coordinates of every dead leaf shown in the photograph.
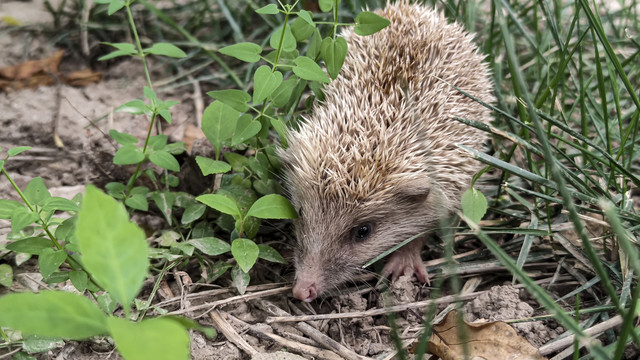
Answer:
[0,50,64,80]
[426,310,547,360]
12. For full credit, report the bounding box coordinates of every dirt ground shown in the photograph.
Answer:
[0,1,572,359]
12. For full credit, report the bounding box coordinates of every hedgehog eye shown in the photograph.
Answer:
[352,223,373,242]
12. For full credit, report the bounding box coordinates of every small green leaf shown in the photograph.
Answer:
[219,42,262,63]
[188,237,231,256]
[0,264,13,287]
[38,248,68,278]
[354,11,391,36]
[270,117,289,148]
[257,244,287,264]
[253,65,283,104]
[269,78,297,108]
[461,188,488,224]
[107,0,125,15]
[307,29,322,59]
[6,237,52,255]
[181,203,206,224]
[116,99,151,115]
[125,193,149,211]
[196,194,241,218]
[98,42,136,60]
[232,115,262,146]
[201,101,241,158]
[0,199,23,219]
[255,3,278,14]
[321,36,348,79]
[8,146,32,157]
[270,25,296,52]
[96,292,117,314]
[291,16,315,42]
[150,150,180,172]
[143,43,187,58]
[107,317,190,360]
[231,265,250,294]
[69,270,89,292]
[206,89,251,112]
[147,134,168,150]
[231,238,259,273]
[11,207,38,233]
[24,177,51,206]
[42,197,80,212]
[297,10,314,25]
[293,56,330,83]
[246,194,298,219]
[318,0,333,12]
[76,186,149,313]
[152,191,175,225]
[109,130,139,145]
[113,145,145,165]
[22,335,64,353]
[195,156,231,176]
[0,291,108,339]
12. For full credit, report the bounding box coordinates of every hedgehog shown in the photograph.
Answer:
[278,2,494,302]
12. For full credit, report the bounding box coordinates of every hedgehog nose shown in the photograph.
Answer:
[292,279,318,302]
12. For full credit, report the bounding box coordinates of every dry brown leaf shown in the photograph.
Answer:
[427,310,547,360]
[63,69,102,87]
[0,50,64,80]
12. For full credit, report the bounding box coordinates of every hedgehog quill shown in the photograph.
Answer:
[279,2,494,302]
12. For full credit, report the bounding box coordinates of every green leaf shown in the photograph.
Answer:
[257,244,287,264]
[107,0,125,15]
[116,99,151,115]
[113,145,145,165]
[0,199,23,219]
[152,191,175,225]
[150,150,180,172]
[270,117,289,148]
[8,146,32,157]
[297,10,314,25]
[246,194,298,219]
[269,78,297,108]
[188,237,230,256]
[6,237,52,255]
[107,317,190,360]
[42,197,80,212]
[109,130,139,145]
[196,194,241,218]
[255,3,278,14]
[76,186,149,313]
[318,0,333,12]
[231,238,259,273]
[97,292,117,314]
[270,25,296,52]
[201,101,241,158]
[206,89,251,112]
[99,42,136,61]
[195,156,231,176]
[253,65,283,104]
[231,265,250,294]
[148,134,168,150]
[461,188,487,224]
[0,264,13,287]
[24,177,51,206]
[125,193,149,211]
[307,29,322,59]
[0,291,107,339]
[143,43,186,58]
[293,56,330,83]
[11,207,38,233]
[224,152,249,172]
[218,42,262,63]
[38,248,68,278]
[321,36,348,79]
[181,203,206,224]
[69,270,89,292]
[354,11,391,36]
[232,115,262,146]
[291,16,315,42]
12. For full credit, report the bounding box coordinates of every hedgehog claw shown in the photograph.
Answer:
[382,240,430,286]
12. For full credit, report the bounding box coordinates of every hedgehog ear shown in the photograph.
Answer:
[397,177,431,205]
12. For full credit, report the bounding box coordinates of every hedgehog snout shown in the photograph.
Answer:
[292,275,318,302]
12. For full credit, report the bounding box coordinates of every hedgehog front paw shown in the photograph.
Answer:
[382,241,430,286]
